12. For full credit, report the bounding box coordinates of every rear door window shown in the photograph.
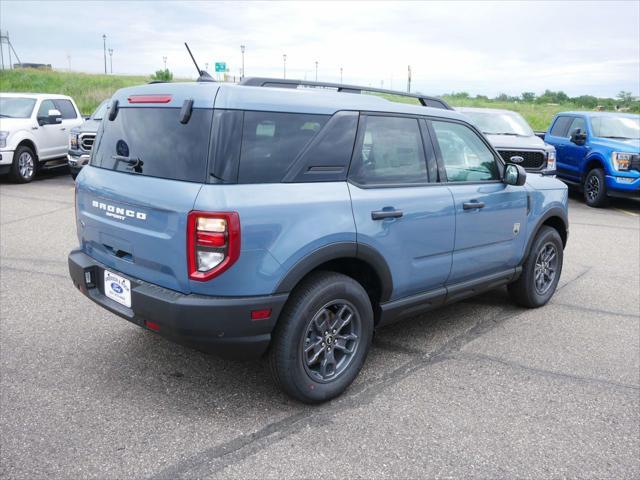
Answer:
[238,111,329,183]
[91,107,214,183]
[349,115,428,185]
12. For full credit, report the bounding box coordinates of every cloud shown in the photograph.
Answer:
[1,0,638,97]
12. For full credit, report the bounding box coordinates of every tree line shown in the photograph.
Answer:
[443,90,639,111]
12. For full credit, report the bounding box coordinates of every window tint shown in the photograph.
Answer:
[238,111,328,183]
[91,107,214,183]
[37,99,56,118]
[53,99,78,119]
[210,109,243,183]
[349,116,428,185]
[567,117,586,136]
[432,120,499,182]
[550,116,572,137]
[285,111,358,182]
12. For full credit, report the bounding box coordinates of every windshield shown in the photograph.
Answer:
[0,97,36,118]
[464,111,534,136]
[91,101,109,120]
[591,116,640,140]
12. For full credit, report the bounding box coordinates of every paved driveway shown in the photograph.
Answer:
[1,171,639,479]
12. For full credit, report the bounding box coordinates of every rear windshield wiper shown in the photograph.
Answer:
[487,132,527,137]
[112,155,144,173]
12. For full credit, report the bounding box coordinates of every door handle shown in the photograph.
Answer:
[463,201,485,210]
[371,209,403,220]
[60,127,66,131]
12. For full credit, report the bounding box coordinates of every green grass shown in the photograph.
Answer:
[378,93,589,131]
[0,69,156,115]
[1,68,634,131]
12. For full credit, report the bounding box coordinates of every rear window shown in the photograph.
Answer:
[238,111,329,183]
[91,107,214,183]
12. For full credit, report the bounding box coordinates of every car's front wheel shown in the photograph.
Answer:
[583,168,609,207]
[10,146,37,183]
[508,226,563,308]
[268,271,374,403]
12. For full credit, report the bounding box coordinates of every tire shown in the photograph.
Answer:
[583,168,609,207]
[508,226,563,308]
[268,271,374,403]
[9,145,37,183]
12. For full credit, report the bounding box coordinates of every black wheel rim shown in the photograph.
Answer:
[534,242,558,295]
[301,300,361,383]
[586,174,599,201]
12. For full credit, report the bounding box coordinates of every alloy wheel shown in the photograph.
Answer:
[301,300,361,383]
[18,152,35,180]
[586,174,600,202]
[534,242,558,295]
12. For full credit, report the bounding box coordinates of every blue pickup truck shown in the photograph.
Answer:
[68,78,569,403]
[544,111,639,207]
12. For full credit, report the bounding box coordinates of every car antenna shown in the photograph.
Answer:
[185,42,215,82]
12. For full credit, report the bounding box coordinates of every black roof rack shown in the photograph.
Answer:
[239,77,452,110]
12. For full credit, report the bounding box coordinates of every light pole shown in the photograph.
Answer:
[314,61,318,81]
[108,48,113,74]
[162,56,167,70]
[283,54,287,79]
[102,34,107,74]
[240,45,245,79]
[407,65,411,93]
[340,67,343,84]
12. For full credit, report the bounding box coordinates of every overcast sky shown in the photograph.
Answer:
[1,1,638,97]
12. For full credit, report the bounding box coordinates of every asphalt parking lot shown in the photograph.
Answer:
[1,170,639,479]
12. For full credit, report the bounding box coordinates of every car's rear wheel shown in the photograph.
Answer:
[508,226,563,308]
[268,271,373,403]
[583,168,609,207]
[10,146,37,183]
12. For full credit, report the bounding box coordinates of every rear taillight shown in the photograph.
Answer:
[187,211,240,281]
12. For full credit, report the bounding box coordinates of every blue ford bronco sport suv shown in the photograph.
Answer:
[68,77,569,403]
[544,111,640,207]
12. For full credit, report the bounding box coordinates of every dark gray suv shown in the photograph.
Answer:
[68,100,109,179]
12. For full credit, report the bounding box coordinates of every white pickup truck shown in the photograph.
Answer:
[0,93,83,182]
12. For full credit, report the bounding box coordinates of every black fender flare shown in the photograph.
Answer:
[521,207,569,265]
[273,242,394,302]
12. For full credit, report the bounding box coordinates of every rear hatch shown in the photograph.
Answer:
[75,83,219,294]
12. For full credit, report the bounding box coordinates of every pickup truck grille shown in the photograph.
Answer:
[498,150,546,170]
[630,154,640,172]
[79,133,96,151]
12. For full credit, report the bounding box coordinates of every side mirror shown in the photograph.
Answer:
[570,129,587,145]
[504,163,527,186]
[38,109,62,126]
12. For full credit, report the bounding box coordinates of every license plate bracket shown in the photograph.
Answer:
[104,269,132,308]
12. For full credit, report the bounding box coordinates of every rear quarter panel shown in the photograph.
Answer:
[191,182,355,296]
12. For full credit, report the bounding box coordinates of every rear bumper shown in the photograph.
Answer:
[68,249,288,359]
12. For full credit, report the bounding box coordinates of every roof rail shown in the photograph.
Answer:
[238,77,452,110]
